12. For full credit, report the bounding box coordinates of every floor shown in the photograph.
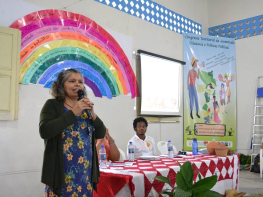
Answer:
[239,170,263,196]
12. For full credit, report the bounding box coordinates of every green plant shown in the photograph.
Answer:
[154,161,222,197]
[239,153,251,165]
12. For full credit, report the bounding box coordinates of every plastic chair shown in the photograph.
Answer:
[157,141,178,155]
[118,148,126,161]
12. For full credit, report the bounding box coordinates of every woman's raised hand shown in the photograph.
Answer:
[105,128,114,144]
[71,97,94,116]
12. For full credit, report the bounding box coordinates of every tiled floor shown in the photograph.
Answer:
[239,170,263,196]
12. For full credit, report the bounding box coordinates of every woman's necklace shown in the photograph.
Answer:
[64,102,73,108]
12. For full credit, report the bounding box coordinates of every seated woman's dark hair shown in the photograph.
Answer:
[133,117,148,128]
[50,69,87,101]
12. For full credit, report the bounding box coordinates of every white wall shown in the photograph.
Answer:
[207,0,263,27]
[207,0,263,155]
[0,0,209,196]
[2,0,262,195]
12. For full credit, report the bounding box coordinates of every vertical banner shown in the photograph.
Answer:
[183,33,236,150]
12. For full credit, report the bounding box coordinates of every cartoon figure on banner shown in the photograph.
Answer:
[213,95,221,124]
[219,83,227,113]
[227,128,235,136]
[218,73,235,104]
[200,70,216,104]
[197,69,217,124]
[185,125,193,135]
[187,57,204,119]
[204,108,213,124]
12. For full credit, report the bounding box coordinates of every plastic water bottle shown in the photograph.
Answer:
[167,140,174,158]
[99,145,107,169]
[192,138,198,155]
[128,141,135,161]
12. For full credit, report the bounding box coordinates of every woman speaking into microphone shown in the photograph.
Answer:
[39,69,106,197]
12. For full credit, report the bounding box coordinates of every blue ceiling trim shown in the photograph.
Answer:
[94,0,202,35]
[209,15,263,40]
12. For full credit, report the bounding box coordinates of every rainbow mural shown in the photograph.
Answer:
[10,9,139,99]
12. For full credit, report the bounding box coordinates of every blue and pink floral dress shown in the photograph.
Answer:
[45,107,94,197]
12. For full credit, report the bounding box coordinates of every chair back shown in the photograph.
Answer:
[157,141,168,155]
[157,141,178,155]
[118,148,126,161]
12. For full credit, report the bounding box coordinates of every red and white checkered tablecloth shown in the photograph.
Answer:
[95,154,239,197]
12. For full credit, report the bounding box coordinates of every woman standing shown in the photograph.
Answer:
[223,73,235,104]
[213,96,221,124]
[39,69,106,197]
[219,83,227,113]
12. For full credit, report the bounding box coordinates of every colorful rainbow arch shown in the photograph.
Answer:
[10,9,139,98]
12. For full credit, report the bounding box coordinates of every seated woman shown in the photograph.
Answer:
[96,128,120,161]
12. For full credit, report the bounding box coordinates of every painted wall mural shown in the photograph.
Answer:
[10,9,139,99]
[95,0,202,35]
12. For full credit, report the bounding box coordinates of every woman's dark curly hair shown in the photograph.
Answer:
[133,117,148,129]
[50,69,87,101]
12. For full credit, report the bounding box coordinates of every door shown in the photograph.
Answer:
[0,26,21,120]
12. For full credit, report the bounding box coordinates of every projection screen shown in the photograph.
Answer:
[138,50,185,116]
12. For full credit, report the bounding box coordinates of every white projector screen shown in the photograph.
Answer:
[138,50,184,116]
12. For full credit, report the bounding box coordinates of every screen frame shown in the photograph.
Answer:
[136,50,185,117]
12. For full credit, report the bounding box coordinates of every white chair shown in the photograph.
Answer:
[118,148,126,161]
[157,141,178,155]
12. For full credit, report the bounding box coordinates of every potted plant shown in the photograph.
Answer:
[154,161,222,197]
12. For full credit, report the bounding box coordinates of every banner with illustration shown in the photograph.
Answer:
[183,33,236,150]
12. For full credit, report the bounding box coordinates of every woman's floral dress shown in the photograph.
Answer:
[213,101,221,124]
[45,107,94,197]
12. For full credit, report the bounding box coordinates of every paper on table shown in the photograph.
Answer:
[109,162,134,167]
[139,155,160,160]
[125,162,134,167]
[198,148,209,155]
[109,163,125,166]
[110,167,124,169]
[179,155,195,158]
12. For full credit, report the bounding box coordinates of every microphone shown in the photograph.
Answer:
[77,89,93,119]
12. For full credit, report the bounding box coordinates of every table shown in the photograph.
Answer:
[94,154,239,197]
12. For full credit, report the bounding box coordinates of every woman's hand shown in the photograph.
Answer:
[105,128,114,144]
[71,97,96,119]
[231,74,235,81]
[104,128,120,161]
[97,137,105,147]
